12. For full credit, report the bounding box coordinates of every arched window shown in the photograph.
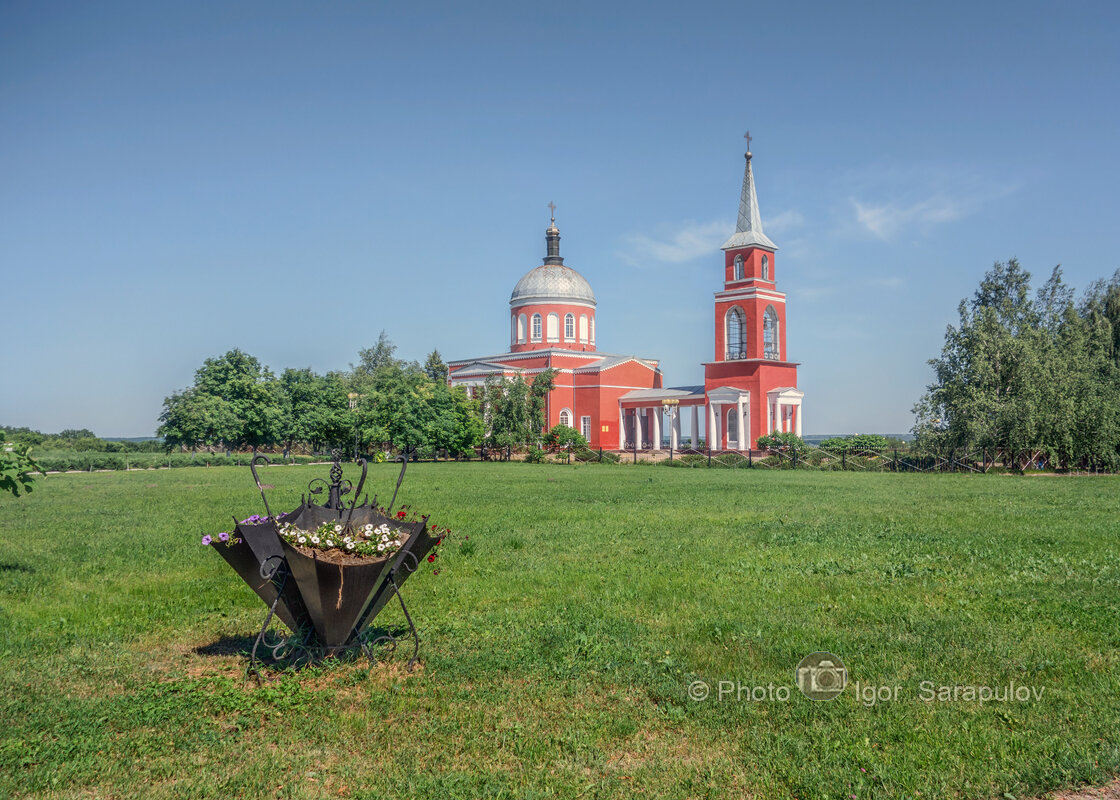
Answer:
[734,254,744,280]
[511,314,517,345]
[531,313,542,341]
[518,313,527,343]
[546,313,559,342]
[590,317,596,344]
[559,408,572,428]
[579,314,588,343]
[726,307,745,359]
[763,306,779,359]
[761,254,770,280]
[564,313,575,341]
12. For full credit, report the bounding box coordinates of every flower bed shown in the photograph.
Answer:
[202,456,449,669]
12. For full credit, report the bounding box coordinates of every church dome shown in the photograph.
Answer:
[510,265,597,307]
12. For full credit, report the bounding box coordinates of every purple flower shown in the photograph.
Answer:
[201,535,213,546]
[218,532,230,542]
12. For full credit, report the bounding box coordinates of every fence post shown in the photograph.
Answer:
[707,448,712,468]
[748,448,753,467]
[842,450,846,471]
[893,449,899,472]
[599,447,603,463]
[507,445,511,462]
[793,447,798,469]
[567,443,571,464]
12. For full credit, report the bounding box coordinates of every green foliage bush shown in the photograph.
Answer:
[665,453,708,467]
[524,448,546,464]
[1,442,41,496]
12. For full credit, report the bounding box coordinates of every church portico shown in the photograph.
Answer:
[766,387,804,437]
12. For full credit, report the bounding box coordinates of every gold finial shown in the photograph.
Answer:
[548,200,556,225]
[744,130,752,159]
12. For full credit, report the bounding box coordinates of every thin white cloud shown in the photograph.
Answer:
[853,196,962,240]
[764,209,805,235]
[842,162,1021,241]
[620,209,803,266]
[621,219,731,264]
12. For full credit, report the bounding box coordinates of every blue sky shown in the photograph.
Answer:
[3,1,1118,437]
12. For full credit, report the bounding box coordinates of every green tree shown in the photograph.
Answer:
[425,383,483,457]
[157,389,240,451]
[1,442,41,497]
[191,348,284,452]
[423,349,449,382]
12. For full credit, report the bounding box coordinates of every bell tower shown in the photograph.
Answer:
[712,136,785,363]
[703,135,802,448]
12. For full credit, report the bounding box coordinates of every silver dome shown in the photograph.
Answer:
[510,265,597,306]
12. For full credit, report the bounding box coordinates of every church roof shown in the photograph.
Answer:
[511,218,597,306]
[721,152,778,252]
[510,264,597,306]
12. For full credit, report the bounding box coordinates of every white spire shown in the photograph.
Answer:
[721,152,778,251]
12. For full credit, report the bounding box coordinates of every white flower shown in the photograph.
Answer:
[326,540,335,548]
[298,536,307,544]
[334,525,342,533]
[346,542,354,551]
[310,535,320,544]
[377,542,385,551]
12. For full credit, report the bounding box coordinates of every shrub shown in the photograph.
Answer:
[525,448,546,464]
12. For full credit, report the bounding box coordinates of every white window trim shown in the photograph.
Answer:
[531,313,542,342]
[546,312,560,343]
[564,313,575,341]
[581,415,592,440]
[559,408,573,428]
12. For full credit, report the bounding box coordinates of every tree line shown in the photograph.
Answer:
[913,259,1120,470]
[157,332,578,458]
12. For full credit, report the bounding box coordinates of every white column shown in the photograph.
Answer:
[736,398,745,449]
[619,404,626,449]
[782,404,790,433]
[651,406,661,450]
[742,397,751,449]
[635,409,643,447]
[691,406,699,447]
[795,401,803,437]
[671,408,681,449]
[707,403,716,449]
[766,401,773,434]
[713,403,723,450]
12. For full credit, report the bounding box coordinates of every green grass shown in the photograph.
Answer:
[1,464,1118,799]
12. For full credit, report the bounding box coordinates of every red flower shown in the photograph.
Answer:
[427,553,436,563]
[396,510,407,520]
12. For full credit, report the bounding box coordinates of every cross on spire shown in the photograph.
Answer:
[744,130,752,152]
[548,201,556,224]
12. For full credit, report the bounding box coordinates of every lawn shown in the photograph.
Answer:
[0,463,1117,799]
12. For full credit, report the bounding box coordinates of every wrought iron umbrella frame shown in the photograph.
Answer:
[213,453,436,682]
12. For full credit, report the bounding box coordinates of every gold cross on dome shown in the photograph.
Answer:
[548,201,556,224]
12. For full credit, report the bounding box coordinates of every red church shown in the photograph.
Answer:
[448,143,803,450]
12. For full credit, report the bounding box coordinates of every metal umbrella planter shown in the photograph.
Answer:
[205,454,442,680]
